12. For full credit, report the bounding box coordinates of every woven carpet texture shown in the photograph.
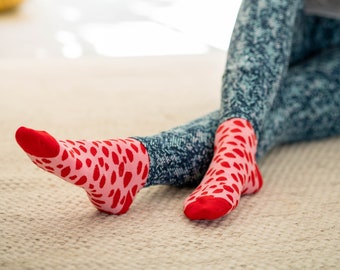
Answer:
[1,55,339,269]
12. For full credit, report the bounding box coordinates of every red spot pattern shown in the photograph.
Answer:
[76,159,82,170]
[75,176,87,186]
[184,118,263,220]
[123,172,132,187]
[25,136,150,215]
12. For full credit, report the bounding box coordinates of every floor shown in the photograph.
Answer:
[1,2,340,269]
[0,0,241,59]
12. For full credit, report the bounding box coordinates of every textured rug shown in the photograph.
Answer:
[1,55,339,269]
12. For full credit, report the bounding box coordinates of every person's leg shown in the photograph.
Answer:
[257,47,340,159]
[15,46,340,216]
[135,112,219,188]
[15,0,340,218]
[183,0,329,220]
[184,0,304,220]
[218,0,304,133]
[15,111,220,214]
[184,45,340,220]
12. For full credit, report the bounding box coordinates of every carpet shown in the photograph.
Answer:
[1,54,339,269]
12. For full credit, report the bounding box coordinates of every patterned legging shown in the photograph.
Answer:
[137,0,340,187]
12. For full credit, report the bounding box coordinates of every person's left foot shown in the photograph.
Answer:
[183,118,263,220]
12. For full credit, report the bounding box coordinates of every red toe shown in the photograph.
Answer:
[15,126,60,158]
[184,196,232,220]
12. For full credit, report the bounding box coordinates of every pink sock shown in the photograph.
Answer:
[15,127,149,214]
[183,118,263,220]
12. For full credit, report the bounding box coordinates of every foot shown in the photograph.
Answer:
[183,118,263,220]
[15,127,150,214]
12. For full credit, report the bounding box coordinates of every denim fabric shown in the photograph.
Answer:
[136,0,340,187]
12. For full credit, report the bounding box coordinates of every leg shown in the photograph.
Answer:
[219,0,303,132]
[219,2,340,132]
[15,3,340,217]
[15,112,220,214]
[15,47,340,216]
[184,0,304,220]
[258,47,340,159]
[135,112,219,187]
[183,0,340,220]
[184,47,340,220]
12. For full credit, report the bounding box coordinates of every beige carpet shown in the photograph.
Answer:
[1,54,339,269]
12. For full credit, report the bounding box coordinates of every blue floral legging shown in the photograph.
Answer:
[136,0,340,187]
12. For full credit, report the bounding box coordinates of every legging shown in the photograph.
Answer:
[136,0,340,187]
[221,0,340,137]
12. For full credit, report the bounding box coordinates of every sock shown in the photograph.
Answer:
[15,127,149,214]
[183,118,263,220]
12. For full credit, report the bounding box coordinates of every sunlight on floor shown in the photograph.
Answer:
[78,21,209,57]
[0,0,241,58]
